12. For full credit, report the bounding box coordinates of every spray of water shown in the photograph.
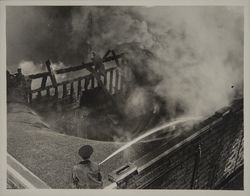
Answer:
[99,116,201,165]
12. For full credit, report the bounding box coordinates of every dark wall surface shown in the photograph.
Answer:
[113,99,243,189]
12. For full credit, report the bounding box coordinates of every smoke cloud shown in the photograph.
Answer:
[7,6,243,117]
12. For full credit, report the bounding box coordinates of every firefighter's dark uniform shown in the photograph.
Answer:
[72,145,103,189]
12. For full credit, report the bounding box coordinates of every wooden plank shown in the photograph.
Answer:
[109,70,113,94]
[70,82,74,96]
[28,72,48,80]
[120,68,124,93]
[28,53,123,79]
[30,67,117,93]
[104,71,107,88]
[115,69,119,94]
[28,92,32,104]
[41,76,48,89]
[63,84,67,97]
[45,60,57,87]
[77,80,82,97]
[37,91,42,99]
[103,49,112,59]
[46,89,50,97]
[91,75,95,89]
[56,54,123,74]
[112,50,120,67]
[54,87,58,98]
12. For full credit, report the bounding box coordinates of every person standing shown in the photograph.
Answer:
[72,145,103,189]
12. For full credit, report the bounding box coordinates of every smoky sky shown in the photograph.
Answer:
[7,6,81,69]
[6,6,244,117]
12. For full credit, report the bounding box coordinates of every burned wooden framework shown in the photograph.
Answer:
[25,50,129,106]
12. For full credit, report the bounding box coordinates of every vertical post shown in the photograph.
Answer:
[45,60,57,87]
[112,50,120,67]
[41,76,47,89]
[45,60,58,99]
[120,68,124,93]
[54,87,58,98]
[70,82,74,96]
[97,76,102,87]
[37,91,42,100]
[29,92,32,104]
[84,77,90,91]
[25,78,32,104]
[77,80,82,97]
[109,70,113,94]
[46,88,50,97]
[115,69,119,94]
[91,75,95,89]
[104,71,107,88]
[63,84,67,97]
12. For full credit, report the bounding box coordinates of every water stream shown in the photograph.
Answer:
[99,116,201,165]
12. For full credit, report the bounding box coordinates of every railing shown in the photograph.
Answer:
[24,50,128,105]
[28,66,127,104]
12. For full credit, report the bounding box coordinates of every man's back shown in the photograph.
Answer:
[72,160,103,189]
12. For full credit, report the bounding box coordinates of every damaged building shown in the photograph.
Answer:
[6,6,244,190]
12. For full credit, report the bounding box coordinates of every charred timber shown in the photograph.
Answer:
[28,53,124,80]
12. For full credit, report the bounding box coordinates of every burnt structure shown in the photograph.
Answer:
[7,49,166,139]
[7,50,125,108]
[6,50,244,189]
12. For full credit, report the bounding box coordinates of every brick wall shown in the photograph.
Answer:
[112,99,243,189]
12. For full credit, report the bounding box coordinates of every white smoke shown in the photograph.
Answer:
[70,6,243,117]
[9,6,243,118]
[18,61,68,89]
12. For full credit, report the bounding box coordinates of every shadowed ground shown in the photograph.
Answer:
[7,102,201,188]
[7,102,126,188]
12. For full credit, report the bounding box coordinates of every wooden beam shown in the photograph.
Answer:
[112,50,120,67]
[70,82,74,97]
[30,67,117,93]
[45,60,57,87]
[109,70,113,94]
[91,75,95,89]
[115,69,119,94]
[103,49,112,59]
[28,53,124,80]
[41,76,48,89]
[54,87,58,98]
[62,84,67,97]
[104,71,107,87]
[77,80,82,97]
[28,93,32,104]
[46,89,50,97]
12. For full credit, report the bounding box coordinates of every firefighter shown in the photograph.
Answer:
[72,145,103,189]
